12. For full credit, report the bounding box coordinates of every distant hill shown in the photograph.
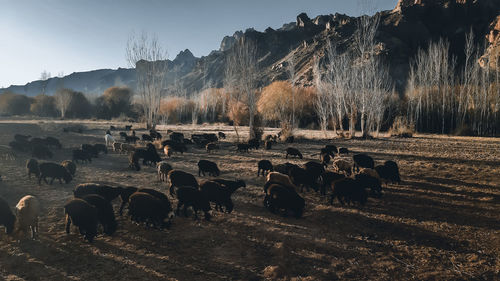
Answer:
[1,0,498,96]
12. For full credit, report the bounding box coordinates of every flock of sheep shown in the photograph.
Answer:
[0,125,401,243]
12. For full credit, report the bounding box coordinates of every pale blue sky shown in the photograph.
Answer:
[0,0,397,87]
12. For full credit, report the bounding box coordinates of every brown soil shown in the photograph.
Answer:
[0,120,498,281]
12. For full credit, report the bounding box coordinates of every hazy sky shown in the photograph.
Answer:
[0,0,397,87]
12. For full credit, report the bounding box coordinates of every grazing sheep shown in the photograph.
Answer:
[118,186,139,216]
[157,161,173,182]
[285,147,302,159]
[168,170,199,196]
[379,160,401,184]
[257,160,273,176]
[128,151,141,171]
[32,144,53,159]
[129,144,161,170]
[198,160,220,177]
[142,134,153,142]
[333,158,352,176]
[355,173,383,198]
[125,125,133,131]
[358,168,380,180]
[73,183,123,201]
[320,171,345,196]
[320,153,331,166]
[30,137,45,147]
[237,143,250,153]
[105,134,115,147]
[200,181,234,213]
[112,142,123,153]
[128,192,172,229]
[304,161,325,180]
[218,132,226,139]
[324,145,337,157]
[9,140,29,152]
[0,197,15,235]
[149,129,162,140]
[248,138,260,150]
[169,132,184,143]
[176,187,211,220]
[26,158,40,179]
[330,178,368,206]
[206,142,220,153]
[124,135,139,144]
[289,166,318,192]
[82,144,98,158]
[15,195,40,239]
[163,145,172,158]
[82,194,117,235]
[263,172,298,193]
[72,149,92,163]
[264,140,272,150]
[44,137,62,149]
[338,147,349,154]
[64,198,99,242]
[109,125,116,131]
[120,143,136,154]
[61,160,76,176]
[38,162,73,185]
[203,133,218,142]
[94,144,108,155]
[168,142,187,154]
[353,154,374,172]
[119,132,128,139]
[273,162,300,175]
[264,184,305,218]
[285,136,295,143]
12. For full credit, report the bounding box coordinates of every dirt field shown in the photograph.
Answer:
[0,119,498,280]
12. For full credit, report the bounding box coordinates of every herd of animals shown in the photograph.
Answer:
[0,125,401,243]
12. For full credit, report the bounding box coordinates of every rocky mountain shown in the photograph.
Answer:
[1,0,498,96]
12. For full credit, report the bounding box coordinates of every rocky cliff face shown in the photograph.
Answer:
[1,0,498,97]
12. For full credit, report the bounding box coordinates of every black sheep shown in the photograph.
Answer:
[14,134,31,143]
[82,194,117,235]
[168,170,199,196]
[176,187,211,220]
[142,134,153,142]
[44,137,62,149]
[237,143,250,153]
[169,132,184,142]
[285,136,295,143]
[0,197,15,234]
[218,132,226,139]
[128,192,172,229]
[355,173,383,198]
[338,147,349,155]
[137,188,173,223]
[288,166,318,192]
[198,160,220,177]
[82,144,98,158]
[285,147,302,159]
[264,184,305,218]
[330,178,368,206]
[320,153,331,167]
[383,160,401,184]
[72,149,92,163]
[257,160,273,176]
[168,142,187,154]
[124,135,139,144]
[248,138,260,149]
[320,171,345,196]
[74,183,123,202]
[9,140,30,152]
[26,158,40,179]
[211,179,246,192]
[64,198,99,242]
[304,161,325,182]
[118,186,139,216]
[32,144,53,159]
[273,162,300,175]
[353,153,374,172]
[200,181,234,213]
[324,145,337,157]
[38,162,73,185]
[93,144,108,155]
[61,160,76,176]
[264,140,272,150]
[125,125,132,131]
[203,133,218,142]
[119,132,128,139]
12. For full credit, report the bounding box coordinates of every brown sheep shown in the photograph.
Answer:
[206,142,220,153]
[263,172,298,193]
[333,158,352,176]
[285,147,302,159]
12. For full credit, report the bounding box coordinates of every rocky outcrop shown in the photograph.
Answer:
[480,15,500,70]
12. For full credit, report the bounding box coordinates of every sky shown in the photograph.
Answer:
[0,0,397,88]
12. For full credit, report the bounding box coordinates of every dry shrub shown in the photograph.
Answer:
[160,97,194,124]
[389,116,415,137]
[0,92,31,116]
[30,95,58,117]
[228,100,249,126]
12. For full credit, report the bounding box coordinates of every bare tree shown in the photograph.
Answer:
[126,31,168,129]
[54,88,72,118]
[229,37,258,139]
[287,52,297,131]
[40,70,51,95]
[313,57,329,135]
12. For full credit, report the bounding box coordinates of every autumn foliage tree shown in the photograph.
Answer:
[0,92,31,116]
[94,86,133,119]
[30,94,58,117]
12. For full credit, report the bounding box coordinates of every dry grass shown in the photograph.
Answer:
[0,119,499,280]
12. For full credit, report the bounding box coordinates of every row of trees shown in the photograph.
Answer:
[0,87,134,120]
[406,31,499,136]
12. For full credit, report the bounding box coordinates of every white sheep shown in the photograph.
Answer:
[105,134,115,147]
[15,195,40,239]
